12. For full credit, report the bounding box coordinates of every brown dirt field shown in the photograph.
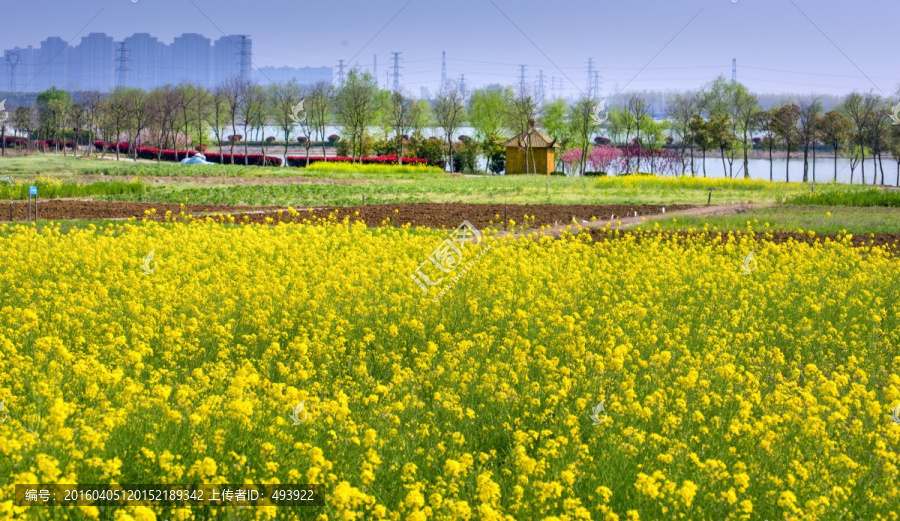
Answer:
[233,203,697,229]
[0,200,276,222]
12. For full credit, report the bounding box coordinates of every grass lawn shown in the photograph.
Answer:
[634,205,900,235]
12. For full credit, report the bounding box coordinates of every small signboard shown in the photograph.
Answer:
[29,186,37,196]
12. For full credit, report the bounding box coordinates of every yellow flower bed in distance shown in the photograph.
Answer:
[0,216,898,520]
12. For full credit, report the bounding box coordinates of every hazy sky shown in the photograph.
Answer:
[3,0,898,97]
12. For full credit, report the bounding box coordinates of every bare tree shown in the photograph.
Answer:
[103,88,130,160]
[148,86,179,162]
[222,77,244,164]
[729,83,760,179]
[176,82,199,153]
[306,81,333,160]
[270,81,302,165]
[241,84,268,165]
[433,79,468,172]
[796,96,822,183]
[505,83,539,174]
[80,91,101,157]
[211,83,231,155]
[123,88,151,161]
[569,96,598,176]
[841,92,877,185]
[668,92,700,175]
[385,89,415,165]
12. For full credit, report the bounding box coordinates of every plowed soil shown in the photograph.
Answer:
[0,200,274,222]
[243,203,697,229]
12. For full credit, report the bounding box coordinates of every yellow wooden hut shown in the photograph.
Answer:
[503,119,560,175]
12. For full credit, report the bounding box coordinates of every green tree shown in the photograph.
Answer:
[36,87,72,152]
[796,96,822,183]
[334,68,380,162]
[433,79,467,172]
[818,110,851,183]
[771,103,801,182]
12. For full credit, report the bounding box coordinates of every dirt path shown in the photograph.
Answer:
[499,201,774,239]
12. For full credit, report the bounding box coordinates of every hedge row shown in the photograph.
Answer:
[93,141,282,166]
[284,155,427,168]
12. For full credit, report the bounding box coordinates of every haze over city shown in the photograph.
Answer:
[1,0,899,96]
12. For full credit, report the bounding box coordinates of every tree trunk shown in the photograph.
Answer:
[860,144,865,185]
[833,142,838,183]
[812,141,816,183]
[701,147,707,177]
[802,143,809,183]
[878,151,885,186]
[785,141,791,183]
[768,141,773,181]
[720,147,727,178]
[742,131,750,179]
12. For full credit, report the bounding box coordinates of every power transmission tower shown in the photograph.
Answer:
[732,58,737,83]
[115,42,130,87]
[587,58,594,98]
[459,74,466,98]
[441,51,446,87]
[337,59,345,86]
[537,70,545,103]
[518,65,526,94]
[594,71,600,99]
[5,50,20,92]
[391,52,401,92]
[238,35,251,83]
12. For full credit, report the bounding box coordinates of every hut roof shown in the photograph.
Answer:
[503,119,560,149]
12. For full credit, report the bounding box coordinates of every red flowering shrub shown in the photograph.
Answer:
[285,155,428,168]
[296,136,308,143]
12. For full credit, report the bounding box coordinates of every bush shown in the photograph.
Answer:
[327,134,340,142]
[550,170,566,176]
[584,171,607,177]
[410,136,446,168]
[297,136,308,144]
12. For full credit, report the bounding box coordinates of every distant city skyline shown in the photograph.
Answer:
[1,32,333,93]
[0,0,898,97]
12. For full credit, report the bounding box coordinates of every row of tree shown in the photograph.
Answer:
[2,70,899,182]
[665,76,900,184]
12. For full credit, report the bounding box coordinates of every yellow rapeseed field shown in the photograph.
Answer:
[1,212,899,520]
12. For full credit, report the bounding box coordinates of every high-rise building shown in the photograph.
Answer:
[212,35,245,86]
[123,33,164,90]
[171,33,211,87]
[0,32,331,92]
[75,33,114,91]
[37,37,68,92]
